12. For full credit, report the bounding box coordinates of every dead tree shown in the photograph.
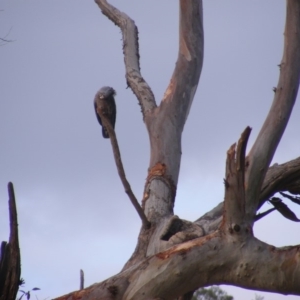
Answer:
[0,183,21,300]
[55,1,300,299]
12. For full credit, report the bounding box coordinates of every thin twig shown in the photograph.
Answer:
[254,208,276,221]
[279,192,300,205]
[99,113,150,229]
[0,27,15,46]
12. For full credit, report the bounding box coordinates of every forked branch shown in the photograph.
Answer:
[245,0,300,217]
[95,0,156,116]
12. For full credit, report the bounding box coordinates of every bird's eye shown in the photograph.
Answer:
[99,95,104,99]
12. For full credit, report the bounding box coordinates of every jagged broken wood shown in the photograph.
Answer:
[0,182,21,300]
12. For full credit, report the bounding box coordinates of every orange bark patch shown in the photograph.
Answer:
[149,163,166,177]
[155,232,219,260]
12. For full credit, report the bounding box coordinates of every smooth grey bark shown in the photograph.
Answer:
[54,1,300,299]
[245,0,300,222]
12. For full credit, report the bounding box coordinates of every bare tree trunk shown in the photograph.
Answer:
[53,0,300,299]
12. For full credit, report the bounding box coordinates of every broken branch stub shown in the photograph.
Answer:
[222,127,251,233]
[0,182,21,300]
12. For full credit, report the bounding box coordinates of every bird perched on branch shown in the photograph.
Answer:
[94,86,116,138]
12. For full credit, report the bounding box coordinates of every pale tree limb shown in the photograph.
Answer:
[94,0,156,116]
[54,233,300,299]
[146,0,204,188]
[245,0,300,219]
[98,110,150,229]
[161,0,204,127]
[137,1,205,266]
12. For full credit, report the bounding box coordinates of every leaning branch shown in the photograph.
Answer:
[95,0,156,116]
[0,182,21,300]
[99,113,150,229]
[259,156,300,208]
[245,0,300,217]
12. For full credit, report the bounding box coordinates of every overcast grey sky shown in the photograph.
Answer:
[1,1,300,299]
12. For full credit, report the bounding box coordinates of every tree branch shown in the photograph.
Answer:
[94,0,156,116]
[254,208,276,221]
[0,37,13,43]
[146,0,204,187]
[280,191,300,204]
[161,0,204,129]
[0,27,14,46]
[222,127,251,229]
[98,110,150,229]
[259,156,300,208]
[54,233,300,299]
[245,0,300,218]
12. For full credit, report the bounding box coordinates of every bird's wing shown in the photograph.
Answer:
[94,102,103,126]
[111,96,117,128]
